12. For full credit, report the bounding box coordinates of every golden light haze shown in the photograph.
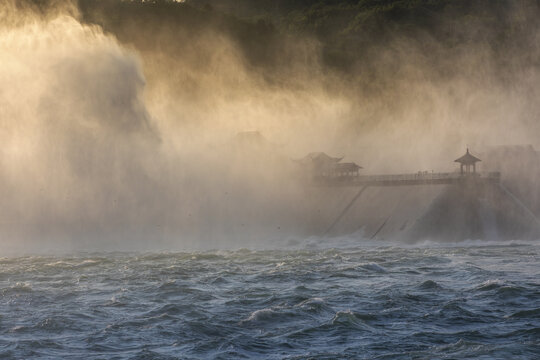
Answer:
[0,0,539,250]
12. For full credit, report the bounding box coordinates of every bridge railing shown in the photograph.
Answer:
[314,171,501,184]
[356,172,459,182]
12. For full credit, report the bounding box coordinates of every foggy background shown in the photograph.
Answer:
[1,0,540,251]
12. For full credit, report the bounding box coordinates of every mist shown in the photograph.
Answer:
[1,0,540,252]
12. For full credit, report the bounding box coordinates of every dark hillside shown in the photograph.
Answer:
[78,0,285,69]
[186,0,540,73]
[20,0,540,78]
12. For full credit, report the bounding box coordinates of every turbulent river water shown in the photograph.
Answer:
[1,238,539,359]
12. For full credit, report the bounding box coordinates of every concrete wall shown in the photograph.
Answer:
[301,182,540,242]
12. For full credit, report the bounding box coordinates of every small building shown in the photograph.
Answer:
[334,162,362,177]
[296,152,362,179]
[455,148,481,175]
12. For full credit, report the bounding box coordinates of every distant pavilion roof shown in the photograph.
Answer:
[335,162,363,171]
[296,152,343,166]
[455,149,481,164]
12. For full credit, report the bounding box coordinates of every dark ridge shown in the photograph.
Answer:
[18,0,540,80]
[77,0,287,70]
[185,0,540,73]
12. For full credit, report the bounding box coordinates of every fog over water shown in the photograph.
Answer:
[1,0,540,251]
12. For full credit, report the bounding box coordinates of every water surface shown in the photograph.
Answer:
[1,239,539,359]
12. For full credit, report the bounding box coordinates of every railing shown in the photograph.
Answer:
[314,171,501,186]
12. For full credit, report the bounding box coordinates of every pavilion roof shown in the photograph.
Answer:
[296,152,343,165]
[455,149,481,164]
[335,162,363,171]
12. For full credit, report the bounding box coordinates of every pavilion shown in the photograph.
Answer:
[296,152,362,179]
[455,148,481,176]
[334,162,362,177]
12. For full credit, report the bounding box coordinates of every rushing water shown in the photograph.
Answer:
[1,238,539,359]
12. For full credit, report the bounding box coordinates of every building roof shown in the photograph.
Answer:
[335,162,363,171]
[296,152,343,166]
[455,149,481,164]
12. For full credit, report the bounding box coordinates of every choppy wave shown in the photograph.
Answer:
[0,240,538,359]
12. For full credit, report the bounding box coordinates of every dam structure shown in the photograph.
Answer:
[311,148,500,187]
[298,149,540,242]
